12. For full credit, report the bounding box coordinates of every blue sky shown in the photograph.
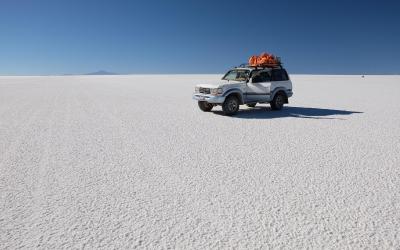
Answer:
[0,0,399,75]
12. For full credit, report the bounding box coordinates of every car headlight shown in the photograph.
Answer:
[211,88,223,95]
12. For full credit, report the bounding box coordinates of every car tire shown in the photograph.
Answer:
[270,93,285,110]
[246,103,257,108]
[198,101,213,112]
[222,96,239,115]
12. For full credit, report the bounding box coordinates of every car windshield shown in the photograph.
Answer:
[222,69,250,81]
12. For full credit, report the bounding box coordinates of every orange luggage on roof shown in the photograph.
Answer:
[248,52,280,67]
[249,55,258,66]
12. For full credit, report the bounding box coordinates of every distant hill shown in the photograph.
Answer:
[84,70,118,75]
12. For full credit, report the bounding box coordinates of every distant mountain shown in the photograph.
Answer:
[84,70,118,75]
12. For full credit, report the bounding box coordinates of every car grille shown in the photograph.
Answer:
[199,88,210,94]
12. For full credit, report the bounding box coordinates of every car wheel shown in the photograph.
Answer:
[198,101,213,112]
[246,103,257,108]
[222,96,239,115]
[270,93,285,110]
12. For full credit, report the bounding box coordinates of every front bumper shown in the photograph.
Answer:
[192,93,225,104]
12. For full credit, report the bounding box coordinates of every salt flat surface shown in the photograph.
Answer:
[0,75,399,249]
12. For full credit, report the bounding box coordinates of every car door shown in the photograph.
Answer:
[245,71,271,102]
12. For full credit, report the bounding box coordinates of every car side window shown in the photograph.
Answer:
[281,69,289,81]
[272,69,287,81]
[252,75,262,83]
[260,72,271,82]
[252,71,271,83]
[251,70,262,83]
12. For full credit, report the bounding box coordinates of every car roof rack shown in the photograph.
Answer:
[235,63,283,70]
[236,56,283,69]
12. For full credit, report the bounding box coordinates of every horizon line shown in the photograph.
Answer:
[1,73,399,77]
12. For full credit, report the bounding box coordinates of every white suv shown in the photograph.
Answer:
[193,65,293,115]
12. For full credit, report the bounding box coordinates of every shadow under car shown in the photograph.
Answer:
[212,106,363,119]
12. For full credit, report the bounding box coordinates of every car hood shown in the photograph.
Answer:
[196,80,245,88]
